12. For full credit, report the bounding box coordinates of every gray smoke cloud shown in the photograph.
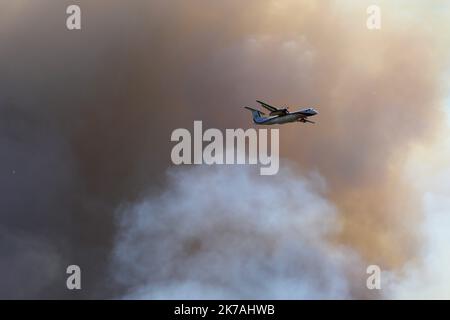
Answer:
[112,165,365,299]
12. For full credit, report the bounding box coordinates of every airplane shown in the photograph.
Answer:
[244,100,318,125]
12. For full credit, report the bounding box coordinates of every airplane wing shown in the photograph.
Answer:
[256,100,279,113]
[256,100,289,116]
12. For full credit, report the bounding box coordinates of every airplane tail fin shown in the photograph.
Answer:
[244,107,265,121]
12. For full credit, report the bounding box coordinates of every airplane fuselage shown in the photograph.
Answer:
[254,114,299,125]
[253,109,318,125]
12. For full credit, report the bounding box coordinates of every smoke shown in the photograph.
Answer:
[112,165,365,299]
[0,0,449,298]
[384,129,450,299]
[386,191,450,299]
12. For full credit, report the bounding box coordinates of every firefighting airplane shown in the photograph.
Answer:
[245,100,318,125]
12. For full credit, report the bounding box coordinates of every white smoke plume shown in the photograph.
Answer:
[111,165,365,299]
[385,127,450,299]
